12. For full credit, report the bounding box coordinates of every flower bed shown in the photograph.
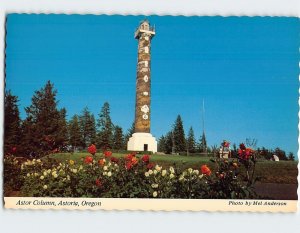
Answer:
[4,143,259,199]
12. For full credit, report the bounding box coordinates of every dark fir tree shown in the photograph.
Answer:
[68,114,82,150]
[164,131,175,154]
[186,127,196,153]
[79,107,96,148]
[22,81,67,157]
[288,152,295,161]
[57,108,68,149]
[124,121,135,149]
[198,132,207,153]
[4,90,21,154]
[97,102,113,150]
[274,147,287,160]
[173,115,186,152]
[157,135,166,153]
[113,125,124,150]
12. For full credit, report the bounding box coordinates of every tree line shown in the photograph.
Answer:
[5,81,134,157]
[5,80,296,161]
[157,115,208,155]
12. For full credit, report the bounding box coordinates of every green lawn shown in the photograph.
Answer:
[50,152,298,184]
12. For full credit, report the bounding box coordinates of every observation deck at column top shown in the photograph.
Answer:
[134,20,156,39]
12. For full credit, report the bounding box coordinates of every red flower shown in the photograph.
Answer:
[125,162,133,170]
[222,140,230,148]
[88,144,97,155]
[147,162,155,170]
[141,154,150,163]
[124,153,138,169]
[84,156,93,164]
[104,151,112,158]
[11,147,17,154]
[98,159,105,166]
[95,179,102,187]
[110,157,119,164]
[125,153,134,161]
[238,145,253,160]
[201,165,211,176]
[132,157,138,165]
[239,143,246,150]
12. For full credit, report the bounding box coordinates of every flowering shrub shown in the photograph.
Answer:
[4,143,259,199]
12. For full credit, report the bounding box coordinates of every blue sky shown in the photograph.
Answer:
[5,14,299,155]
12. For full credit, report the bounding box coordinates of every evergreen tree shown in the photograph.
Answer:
[68,114,82,150]
[97,102,113,150]
[22,81,67,157]
[79,107,96,148]
[288,152,295,161]
[198,132,207,153]
[113,125,124,150]
[4,90,21,154]
[274,147,287,160]
[164,131,174,154]
[57,108,68,149]
[157,135,166,153]
[173,115,186,152]
[124,122,135,149]
[186,127,196,153]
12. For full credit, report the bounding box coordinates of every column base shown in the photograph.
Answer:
[127,133,157,153]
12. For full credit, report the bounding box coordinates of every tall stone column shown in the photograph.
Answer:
[127,20,157,153]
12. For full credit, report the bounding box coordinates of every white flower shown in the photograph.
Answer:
[26,173,30,177]
[170,173,175,179]
[47,169,51,174]
[153,191,158,197]
[153,170,158,175]
[79,165,83,170]
[114,163,118,167]
[107,171,112,177]
[43,171,48,176]
[53,173,58,178]
[52,171,57,176]
[108,162,112,167]
[67,175,70,180]
[103,166,108,171]
[145,172,149,177]
[193,170,199,175]
[162,170,167,177]
[34,173,38,177]
[155,165,162,172]
[43,185,47,190]
[188,168,193,174]
[21,165,24,170]
[37,159,41,163]
[179,175,184,181]
[169,166,175,174]
[148,170,153,175]
[72,169,77,174]
[199,174,204,179]
[103,172,107,176]
[40,176,44,180]
[151,184,158,188]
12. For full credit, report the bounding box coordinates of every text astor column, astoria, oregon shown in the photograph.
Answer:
[134,20,155,133]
